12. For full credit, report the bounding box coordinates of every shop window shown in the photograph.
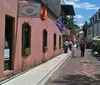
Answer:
[43,29,48,53]
[22,22,31,56]
[59,35,61,49]
[54,33,57,50]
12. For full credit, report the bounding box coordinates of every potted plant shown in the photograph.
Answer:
[54,46,57,50]
[44,46,48,52]
[60,45,63,49]
[25,48,31,56]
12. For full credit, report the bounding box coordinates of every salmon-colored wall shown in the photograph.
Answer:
[14,11,63,72]
[0,1,5,78]
[0,0,18,78]
[0,0,63,79]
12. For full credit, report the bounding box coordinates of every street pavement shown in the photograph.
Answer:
[45,49,100,85]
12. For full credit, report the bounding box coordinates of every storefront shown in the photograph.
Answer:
[0,0,63,80]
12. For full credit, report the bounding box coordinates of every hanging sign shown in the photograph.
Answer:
[19,3,41,18]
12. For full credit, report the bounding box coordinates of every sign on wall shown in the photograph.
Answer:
[19,3,41,18]
[4,49,10,61]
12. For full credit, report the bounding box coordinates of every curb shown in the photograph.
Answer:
[37,51,71,85]
[1,52,71,85]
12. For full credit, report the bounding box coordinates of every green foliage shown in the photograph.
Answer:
[25,48,31,55]
[54,46,57,50]
[60,45,63,48]
[91,40,100,53]
[86,42,92,49]
[82,21,88,38]
[44,46,48,52]
[63,16,80,34]
[95,41,100,53]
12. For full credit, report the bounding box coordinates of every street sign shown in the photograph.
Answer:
[19,3,41,18]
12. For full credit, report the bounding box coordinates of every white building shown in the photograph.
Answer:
[76,31,84,42]
[87,9,100,42]
[87,25,92,42]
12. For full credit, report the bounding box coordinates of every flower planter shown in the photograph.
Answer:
[43,46,48,53]
[24,48,31,56]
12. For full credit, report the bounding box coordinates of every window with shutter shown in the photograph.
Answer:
[59,35,61,49]
[22,22,31,56]
[54,33,57,50]
[43,29,48,53]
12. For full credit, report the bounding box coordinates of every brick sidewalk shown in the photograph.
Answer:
[45,49,100,85]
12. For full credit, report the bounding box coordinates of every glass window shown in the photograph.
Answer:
[43,29,47,52]
[54,33,56,50]
[22,22,31,56]
[59,35,61,49]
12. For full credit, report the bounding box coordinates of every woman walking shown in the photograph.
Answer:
[71,42,77,57]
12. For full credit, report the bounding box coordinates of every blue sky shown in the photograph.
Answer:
[64,0,100,27]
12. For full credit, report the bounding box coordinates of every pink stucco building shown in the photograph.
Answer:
[0,0,63,80]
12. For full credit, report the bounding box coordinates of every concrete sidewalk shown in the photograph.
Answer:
[1,51,71,85]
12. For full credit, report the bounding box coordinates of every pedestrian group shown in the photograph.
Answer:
[64,39,86,57]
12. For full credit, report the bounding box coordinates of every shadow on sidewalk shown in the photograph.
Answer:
[51,74,100,85]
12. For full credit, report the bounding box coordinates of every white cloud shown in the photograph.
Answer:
[65,0,80,2]
[74,0,79,2]
[89,16,91,18]
[78,23,84,27]
[64,0,99,10]
[74,14,84,20]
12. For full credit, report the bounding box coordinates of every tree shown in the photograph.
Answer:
[63,16,80,35]
[82,21,88,38]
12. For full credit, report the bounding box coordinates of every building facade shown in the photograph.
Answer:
[87,25,93,42]
[0,0,63,80]
[87,9,100,42]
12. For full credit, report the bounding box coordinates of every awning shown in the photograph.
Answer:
[93,36,100,40]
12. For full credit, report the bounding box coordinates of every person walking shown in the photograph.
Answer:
[80,40,86,57]
[76,40,79,49]
[69,40,72,51]
[71,42,77,57]
[64,40,68,53]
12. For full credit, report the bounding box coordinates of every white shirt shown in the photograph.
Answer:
[69,41,72,45]
[64,41,68,46]
[72,44,77,51]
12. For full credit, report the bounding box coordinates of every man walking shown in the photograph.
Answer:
[71,42,77,57]
[80,40,86,57]
[69,40,72,51]
[64,39,68,53]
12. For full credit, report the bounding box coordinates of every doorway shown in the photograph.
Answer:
[4,15,14,70]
